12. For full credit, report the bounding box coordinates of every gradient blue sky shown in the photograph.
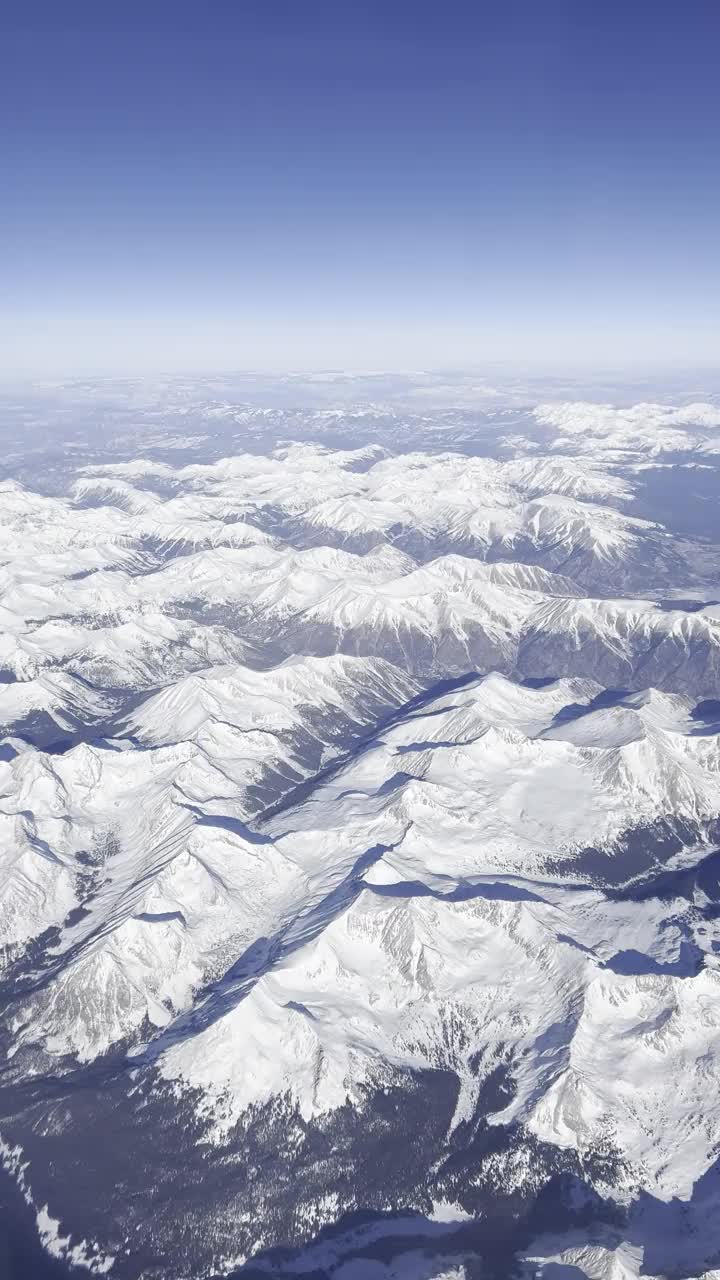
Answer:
[3,0,719,376]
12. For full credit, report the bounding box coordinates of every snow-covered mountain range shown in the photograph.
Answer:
[2,380,720,1280]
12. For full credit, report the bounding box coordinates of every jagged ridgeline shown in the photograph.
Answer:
[1,384,720,1278]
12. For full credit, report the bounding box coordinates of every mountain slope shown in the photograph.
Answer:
[3,413,720,1280]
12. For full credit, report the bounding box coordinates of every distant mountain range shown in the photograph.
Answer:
[2,384,720,1279]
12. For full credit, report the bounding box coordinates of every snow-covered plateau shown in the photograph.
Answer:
[2,379,720,1280]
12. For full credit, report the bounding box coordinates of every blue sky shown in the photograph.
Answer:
[3,0,719,376]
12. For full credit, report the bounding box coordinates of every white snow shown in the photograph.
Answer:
[4,419,720,1271]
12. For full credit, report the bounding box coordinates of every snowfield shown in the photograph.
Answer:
[2,382,720,1279]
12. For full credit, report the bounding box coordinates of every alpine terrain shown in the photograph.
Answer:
[2,373,720,1280]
